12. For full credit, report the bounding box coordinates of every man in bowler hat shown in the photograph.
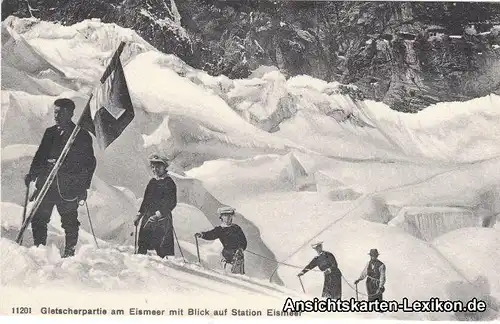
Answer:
[355,249,386,301]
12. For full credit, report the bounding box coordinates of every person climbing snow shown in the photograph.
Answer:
[195,206,247,274]
[298,242,342,299]
[354,249,386,301]
[24,98,96,258]
[134,153,177,258]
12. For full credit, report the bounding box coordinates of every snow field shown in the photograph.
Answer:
[2,16,500,320]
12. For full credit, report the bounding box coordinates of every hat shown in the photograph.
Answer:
[368,249,379,257]
[148,153,169,165]
[311,241,323,249]
[54,98,75,112]
[217,206,235,216]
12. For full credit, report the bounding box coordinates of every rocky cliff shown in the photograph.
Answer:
[3,0,500,112]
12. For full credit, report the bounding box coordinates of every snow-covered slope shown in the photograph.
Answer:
[185,153,500,320]
[1,16,499,320]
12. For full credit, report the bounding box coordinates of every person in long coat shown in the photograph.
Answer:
[298,242,342,299]
[134,154,177,258]
[25,98,96,258]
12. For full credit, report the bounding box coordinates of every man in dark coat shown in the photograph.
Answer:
[134,153,177,258]
[24,98,96,257]
[354,249,386,301]
[298,242,342,299]
[195,206,247,274]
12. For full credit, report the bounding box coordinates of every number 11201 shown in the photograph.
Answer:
[12,307,32,314]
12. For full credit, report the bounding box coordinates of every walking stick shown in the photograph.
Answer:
[355,283,359,301]
[84,201,99,248]
[134,225,138,254]
[298,276,306,293]
[172,225,185,262]
[194,235,201,264]
[19,184,30,245]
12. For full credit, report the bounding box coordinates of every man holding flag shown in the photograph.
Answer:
[20,42,135,257]
[25,98,96,257]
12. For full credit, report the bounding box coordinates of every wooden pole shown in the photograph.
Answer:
[16,41,127,244]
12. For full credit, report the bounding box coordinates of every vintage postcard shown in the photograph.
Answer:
[1,1,499,322]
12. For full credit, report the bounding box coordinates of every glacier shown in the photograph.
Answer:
[1,16,500,320]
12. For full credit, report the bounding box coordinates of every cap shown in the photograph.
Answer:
[148,153,169,165]
[369,249,379,257]
[311,241,323,249]
[217,206,235,216]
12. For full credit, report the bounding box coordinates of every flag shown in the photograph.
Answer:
[80,45,134,149]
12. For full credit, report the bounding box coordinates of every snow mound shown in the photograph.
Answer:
[3,16,154,84]
[1,144,41,205]
[1,24,66,76]
[359,96,500,162]
[124,51,298,163]
[389,206,479,241]
[382,158,500,212]
[0,237,290,299]
[1,93,68,147]
[187,153,313,197]
[1,201,108,252]
[0,144,38,162]
[432,227,500,320]
[2,237,392,320]
[1,202,25,231]
[4,17,500,170]
[313,171,362,201]
[280,220,499,320]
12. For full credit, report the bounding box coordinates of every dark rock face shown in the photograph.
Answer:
[3,1,500,112]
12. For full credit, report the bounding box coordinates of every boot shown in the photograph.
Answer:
[62,230,78,258]
[62,247,75,258]
[31,223,47,247]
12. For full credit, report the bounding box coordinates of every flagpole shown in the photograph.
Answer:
[16,41,127,245]
[16,95,92,244]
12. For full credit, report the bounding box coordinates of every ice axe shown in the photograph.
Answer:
[130,225,138,253]
[130,217,142,254]
[298,275,306,293]
[194,234,201,264]
[19,183,30,245]
[172,225,185,262]
[133,225,138,254]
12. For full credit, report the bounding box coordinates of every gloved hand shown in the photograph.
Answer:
[133,213,143,226]
[354,279,361,285]
[297,271,304,277]
[24,174,33,187]
[234,248,244,258]
[149,211,163,222]
[324,268,332,275]
[195,232,202,238]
